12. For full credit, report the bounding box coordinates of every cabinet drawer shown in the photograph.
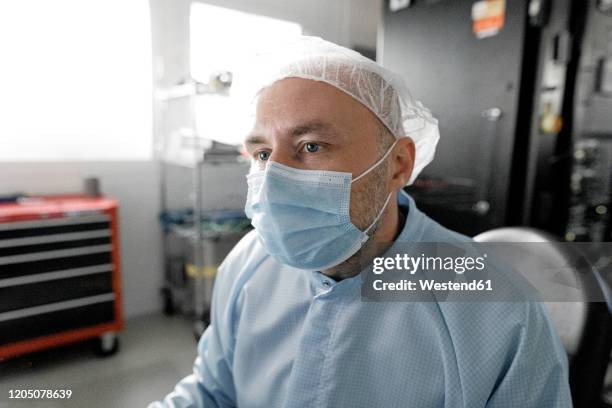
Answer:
[0,252,112,280]
[0,271,113,312]
[0,298,115,345]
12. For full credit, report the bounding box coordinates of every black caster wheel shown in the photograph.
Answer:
[94,332,120,357]
[162,287,175,316]
[193,310,211,341]
[193,321,206,342]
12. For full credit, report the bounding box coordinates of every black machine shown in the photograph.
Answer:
[381,0,612,240]
[381,2,612,405]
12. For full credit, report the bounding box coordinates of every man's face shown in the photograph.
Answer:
[244,77,392,231]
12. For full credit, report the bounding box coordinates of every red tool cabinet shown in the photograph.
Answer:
[0,195,123,359]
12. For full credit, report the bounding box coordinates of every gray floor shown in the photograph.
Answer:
[0,314,197,408]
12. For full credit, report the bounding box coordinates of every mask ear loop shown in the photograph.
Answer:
[352,140,399,183]
[354,140,399,236]
[364,192,393,236]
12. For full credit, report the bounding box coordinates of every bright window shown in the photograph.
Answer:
[190,3,302,145]
[0,0,153,161]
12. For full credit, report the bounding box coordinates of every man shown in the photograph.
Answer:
[151,36,571,407]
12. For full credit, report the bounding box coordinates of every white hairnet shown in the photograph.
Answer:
[234,36,439,185]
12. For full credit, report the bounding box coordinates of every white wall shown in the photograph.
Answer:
[349,0,382,50]
[191,0,352,47]
[0,0,380,318]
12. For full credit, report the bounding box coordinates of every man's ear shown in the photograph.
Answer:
[389,137,415,189]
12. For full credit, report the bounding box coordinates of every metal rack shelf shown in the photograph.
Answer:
[168,224,249,241]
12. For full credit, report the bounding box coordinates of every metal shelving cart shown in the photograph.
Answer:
[154,73,251,337]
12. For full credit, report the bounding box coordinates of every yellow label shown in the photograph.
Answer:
[186,263,218,279]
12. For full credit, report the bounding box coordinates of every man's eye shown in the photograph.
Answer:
[304,143,320,153]
[257,151,270,161]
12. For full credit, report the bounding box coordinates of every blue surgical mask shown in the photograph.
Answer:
[245,141,397,270]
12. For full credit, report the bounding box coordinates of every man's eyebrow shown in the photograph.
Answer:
[244,121,339,147]
[288,121,337,138]
[244,134,266,147]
